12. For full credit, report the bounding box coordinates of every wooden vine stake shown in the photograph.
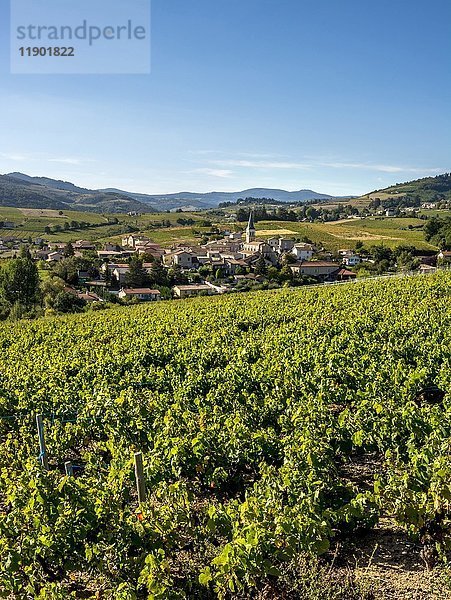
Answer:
[134,452,146,504]
[36,414,49,470]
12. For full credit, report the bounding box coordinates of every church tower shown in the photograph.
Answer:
[245,210,256,243]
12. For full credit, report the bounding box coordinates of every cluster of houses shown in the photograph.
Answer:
[88,213,359,301]
[0,235,46,253]
[0,238,99,258]
[162,215,354,279]
[37,240,97,262]
[420,202,450,210]
[12,213,359,303]
[3,211,450,305]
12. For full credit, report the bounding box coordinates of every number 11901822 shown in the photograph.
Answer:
[19,47,75,57]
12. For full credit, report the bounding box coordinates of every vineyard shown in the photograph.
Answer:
[1,273,451,598]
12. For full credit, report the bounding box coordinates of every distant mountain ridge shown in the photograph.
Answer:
[99,186,341,210]
[0,172,348,212]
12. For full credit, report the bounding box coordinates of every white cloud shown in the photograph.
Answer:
[0,153,87,166]
[236,152,289,159]
[190,168,234,178]
[321,162,443,174]
[47,157,83,165]
[210,160,311,170]
[0,153,28,161]
[208,157,443,175]
[189,150,287,159]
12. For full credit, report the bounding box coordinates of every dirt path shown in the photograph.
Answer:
[339,518,451,599]
[336,453,451,599]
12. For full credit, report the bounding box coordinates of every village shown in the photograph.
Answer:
[0,211,449,310]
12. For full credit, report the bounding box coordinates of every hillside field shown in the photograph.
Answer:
[1,273,451,598]
[254,217,436,251]
[341,174,451,209]
[0,207,210,245]
[0,206,438,252]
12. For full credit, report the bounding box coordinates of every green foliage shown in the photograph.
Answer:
[0,256,39,307]
[0,274,450,596]
[63,242,75,257]
[355,244,420,275]
[369,173,451,211]
[50,256,99,286]
[147,261,169,288]
[424,217,451,249]
[254,255,267,275]
[51,291,86,313]
[125,256,150,288]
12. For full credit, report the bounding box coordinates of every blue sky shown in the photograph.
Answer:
[0,0,450,196]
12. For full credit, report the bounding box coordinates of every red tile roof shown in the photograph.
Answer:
[174,284,211,291]
[121,288,160,295]
[299,261,338,267]
[77,293,102,302]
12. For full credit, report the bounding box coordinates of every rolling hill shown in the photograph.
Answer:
[365,173,451,205]
[0,173,154,213]
[0,172,349,212]
[5,171,448,214]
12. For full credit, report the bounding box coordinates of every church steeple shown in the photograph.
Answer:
[245,210,256,243]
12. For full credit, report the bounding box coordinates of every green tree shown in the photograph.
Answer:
[148,261,169,287]
[254,255,267,275]
[0,257,39,308]
[280,265,294,281]
[266,266,279,281]
[52,291,85,313]
[19,245,32,260]
[41,276,66,308]
[305,207,319,221]
[52,258,79,285]
[140,252,155,264]
[189,272,201,283]
[281,252,297,265]
[147,260,170,286]
[372,245,393,264]
[199,265,212,278]
[396,251,417,271]
[125,256,149,288]
[63,242,75,257]
[168,265,187,286]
